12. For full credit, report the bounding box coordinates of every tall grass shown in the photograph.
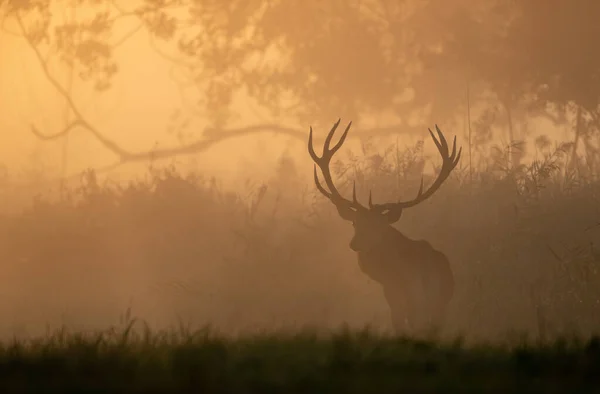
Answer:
[1,321,600,392]
[0,135,599,343]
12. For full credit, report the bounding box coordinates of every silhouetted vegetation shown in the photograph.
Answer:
[3,0,600,390]
[1,322,600,393]
[1,139,600,342]
[4,0,600,170]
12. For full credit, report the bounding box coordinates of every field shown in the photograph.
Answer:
[2,0,599,390]
[1,138,600,390]
[1,323,599,393]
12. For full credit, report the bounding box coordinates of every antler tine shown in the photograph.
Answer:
[308,120,352,164]
[429,125,449,158]
[372,126,462,211]
[330,121,352,154]
[308,120,364,210]
[313,164,332,198]
[308,126,320,163]
[415,177,425,198]
[450,135,457,159]
[323,118,341,153]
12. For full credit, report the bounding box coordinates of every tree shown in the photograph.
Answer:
[4,0,600,176]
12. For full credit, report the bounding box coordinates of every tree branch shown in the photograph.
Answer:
[16,12,133,160]
[30,119,83,140]
[23,121,425,189]
[14,5,430,186]
[90,122,422,167]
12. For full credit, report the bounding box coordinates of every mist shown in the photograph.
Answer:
[0,0,599,342]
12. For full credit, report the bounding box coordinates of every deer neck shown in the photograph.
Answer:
[357,225,412,259]
[354,225,411,283]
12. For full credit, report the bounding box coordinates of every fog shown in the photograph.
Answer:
[0,0,599,342]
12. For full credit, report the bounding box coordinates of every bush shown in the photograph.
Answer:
[0,138,599,342]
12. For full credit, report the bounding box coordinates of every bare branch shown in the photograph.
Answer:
[100,122,420,164]
[16,12,132,159]
[19,121,423,191]
[18,6,422,182]
[14,5,426,187]
[30,120,83,140]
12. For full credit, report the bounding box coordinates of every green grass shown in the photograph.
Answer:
[0,324,599,393]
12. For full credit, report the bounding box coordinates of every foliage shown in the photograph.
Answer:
[2,137,600,342]
[0,321,600,392]
[4,0,600,161]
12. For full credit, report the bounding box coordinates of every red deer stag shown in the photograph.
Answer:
[308,119,461,334]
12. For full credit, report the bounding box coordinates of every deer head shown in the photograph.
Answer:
[308,119,462,253]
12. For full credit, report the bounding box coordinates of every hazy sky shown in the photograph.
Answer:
[0,5,572,195]
[0,11,306,190]
[0,2,594,341]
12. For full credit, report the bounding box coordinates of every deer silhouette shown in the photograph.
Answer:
[308,119,461,334]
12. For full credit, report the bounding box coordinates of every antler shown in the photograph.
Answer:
[308,119,365,212]
[371,125,462,211]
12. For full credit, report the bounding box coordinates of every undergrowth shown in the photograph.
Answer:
[0,320,599,393]
[0,136,599,342]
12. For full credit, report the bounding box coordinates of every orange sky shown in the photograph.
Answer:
[0,7,307,190]
[0,5,574,198]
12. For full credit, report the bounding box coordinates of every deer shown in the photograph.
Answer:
[308,119,461,335]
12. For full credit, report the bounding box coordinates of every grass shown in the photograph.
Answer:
[2,140,600,392]
[1,324,600,393]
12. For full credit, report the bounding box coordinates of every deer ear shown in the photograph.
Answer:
[383,208,403,224]
[335,204,356,221]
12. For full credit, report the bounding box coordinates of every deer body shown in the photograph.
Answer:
[308,119,461,335]
[355,227,454,332]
